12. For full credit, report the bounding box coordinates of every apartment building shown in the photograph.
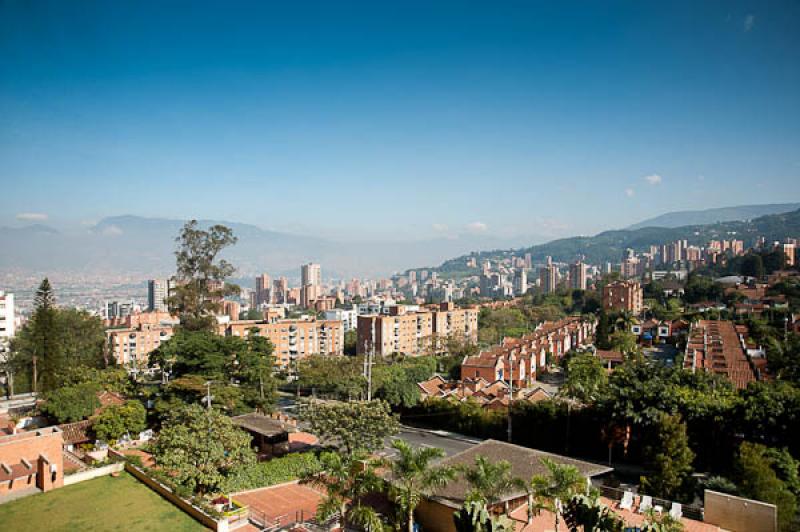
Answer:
[324,307,358,332]
[602,280,643,315]
[107,322,175,370]
[219,318,344,368]
[568,261,588,290]
[539,257,559,294]
[300,263,322,309]
[147,279,174,312]
[357,303,478,357]
[0,291,15,360]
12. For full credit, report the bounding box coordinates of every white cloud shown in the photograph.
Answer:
[101,225,123,236]
[743,14,755,32]
[644,174,662,185]
[466,221,488,233]
[431,223,449,232]
[625,188,635,197]
[16,212,48,222]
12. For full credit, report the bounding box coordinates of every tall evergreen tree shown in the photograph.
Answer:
[29,278,61,392]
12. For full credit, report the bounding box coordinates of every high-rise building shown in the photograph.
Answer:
[568,261,588,290]
[602,280,643,315]
[272,277,288,304]
[539,257,559,294]
[147,279,173,312]
[254,273,272,306]
[301,263,322,308]
[782,242,796,267]
[0,291,15,361]
[513,269,528,296]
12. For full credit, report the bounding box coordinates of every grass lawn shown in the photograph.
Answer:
[0,472,208,531]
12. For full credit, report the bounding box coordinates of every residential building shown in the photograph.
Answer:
[107,322,175,371]
[300,263,322,308]
[684,320,759,389]
[147,279,173,312]
[539,257,559,294]
[254,273,272,306]
[568,261,588,290]
[357,303,478,357]
[0,426,64,496]
[512,269,527,296]
[0,291,15,360]
[219,318,344,368]
[324,307,358,332]
[602,280,643,315]
[782,242,796,267]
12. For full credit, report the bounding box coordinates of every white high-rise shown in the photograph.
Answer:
[0,291,16,359]
[147,279,174,312]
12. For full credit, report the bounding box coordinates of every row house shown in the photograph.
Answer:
[461,317,595,388]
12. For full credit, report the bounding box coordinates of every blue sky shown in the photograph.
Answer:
[1,1,799,242]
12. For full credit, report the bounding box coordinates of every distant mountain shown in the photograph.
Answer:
[432,208,800,274]
[627,203,800,230]
[0,215,545,279]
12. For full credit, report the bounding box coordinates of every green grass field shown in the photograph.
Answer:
[0,472,207,531]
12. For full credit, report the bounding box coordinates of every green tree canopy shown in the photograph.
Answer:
[40,382,102,423]
[152,404,255,494]
[300,399,399,455]
[640,413,695,502]
[93,400,147,442]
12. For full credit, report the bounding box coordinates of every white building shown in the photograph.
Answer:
[0,291,16,361]
[147,278,174,312]
[324,307,358,332]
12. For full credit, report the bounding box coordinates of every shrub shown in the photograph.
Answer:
[222,452,322,492]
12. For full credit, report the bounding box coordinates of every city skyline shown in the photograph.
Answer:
[2,1,800,243]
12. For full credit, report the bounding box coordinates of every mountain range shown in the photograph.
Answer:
[2,203,799,280]
[432,207,800,275]
[627,203,800,230]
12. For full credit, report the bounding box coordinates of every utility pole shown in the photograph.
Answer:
[205,381,212,412]
[507,356,513,443]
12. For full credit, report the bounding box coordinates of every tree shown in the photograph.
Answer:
[640,413,695,501]
[295,355,365,399]
[740,253,765,279]
[388,440,457,532]
[595,311,612,350]
[344,329,358,355]
[608,330,639,357]
[461,455,524,507]
[93,400,147,442]
[562,352,607,404]
[614,311,635,332]
[235,330,277,412]
[152,404,255,494]
[40,382,101,423]
[736,442,798,532]
[8,282,107,394]
[453,500,514,532]
[168,220,239,331]
[300,399,399,454]
[303,451,384,531]
[528,458,586,532]
[562,494,625,532]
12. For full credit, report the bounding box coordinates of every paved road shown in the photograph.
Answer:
[380,425,481,461]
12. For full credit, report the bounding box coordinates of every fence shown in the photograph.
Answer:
[599,484,704,522]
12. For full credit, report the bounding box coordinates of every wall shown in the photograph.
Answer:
[63,462,124,486]
[416,499,458,532]
[704,490,777,532]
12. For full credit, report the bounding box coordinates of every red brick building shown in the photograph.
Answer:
[0,426,64,496]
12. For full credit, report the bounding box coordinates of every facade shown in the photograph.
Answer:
[0,426,64,496]
[512,269,527,296]
[539,257,559,294]
[146,279,173,312]
[254,273,272,306]
[219,318,344,368]
[107,322,175,370]
[602,280,643,315]
[357,304,478,357]
[0,291,15,360]
[300,263,322,308]
[568,261,588,290]
[324,307,358,332]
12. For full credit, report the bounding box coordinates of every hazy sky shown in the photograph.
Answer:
[1,1,799,242]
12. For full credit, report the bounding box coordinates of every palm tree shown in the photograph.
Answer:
[389,440,457,532]
[302,451,384,531]
[615,311,636,333]
[461,455,525,508]
[528,458,585,532]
